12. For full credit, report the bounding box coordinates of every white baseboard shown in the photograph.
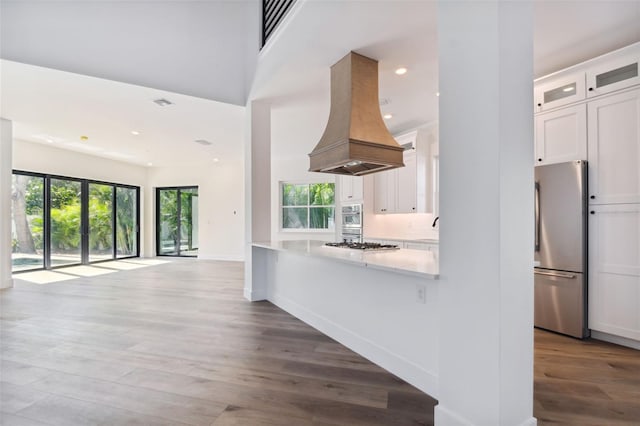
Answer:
[0,277,14,289]
[269,292,438,397]
[591,330,640,350]
[435,405,537,426]
[244,287,267,302]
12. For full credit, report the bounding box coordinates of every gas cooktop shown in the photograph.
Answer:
[325,242,400,251]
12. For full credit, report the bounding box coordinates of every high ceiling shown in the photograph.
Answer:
[1,0,639,166]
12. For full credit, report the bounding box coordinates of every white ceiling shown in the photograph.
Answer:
[0,60,245,167]
[0,0,259,106]
[1,0,639,166]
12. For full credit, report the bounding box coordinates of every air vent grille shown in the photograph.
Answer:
[194,139,212,146]
[262,0,296,48]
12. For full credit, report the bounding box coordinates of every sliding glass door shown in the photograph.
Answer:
[88,183,114,262]
[11,174,45,272]
[50,178,82,267]
[10,170,140,273]
[116,187,138,258]
[156,187,198,257]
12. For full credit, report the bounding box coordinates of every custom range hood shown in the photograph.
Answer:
[309,52,404,176]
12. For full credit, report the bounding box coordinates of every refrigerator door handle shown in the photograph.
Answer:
[534,270,577,279]
[535,181,540,252]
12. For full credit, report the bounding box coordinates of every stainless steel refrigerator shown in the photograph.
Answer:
[534,160,589,339]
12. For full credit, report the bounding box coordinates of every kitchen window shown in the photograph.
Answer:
[281,182,335,230]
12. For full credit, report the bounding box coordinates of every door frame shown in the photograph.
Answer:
[155,186,198,257]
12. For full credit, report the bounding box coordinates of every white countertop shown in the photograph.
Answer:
[365,236,440,244]
[252,240,439,280]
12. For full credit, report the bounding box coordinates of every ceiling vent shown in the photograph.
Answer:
[153,98,173,107]
[194,139,213,146]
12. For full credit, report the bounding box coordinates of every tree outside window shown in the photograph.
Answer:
[281,183,335,230]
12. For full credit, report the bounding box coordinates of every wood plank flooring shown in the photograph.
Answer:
[2,259,639,425]
[534,329,640,425]
[1,259,436,425]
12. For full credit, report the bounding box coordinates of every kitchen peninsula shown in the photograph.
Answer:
[248,240,440,396]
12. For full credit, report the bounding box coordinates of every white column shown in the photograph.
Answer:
[1,118,14,289]
[436,2,535,425]
[244,100,271,301]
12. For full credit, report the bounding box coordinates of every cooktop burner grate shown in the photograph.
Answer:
[325,242,400,251]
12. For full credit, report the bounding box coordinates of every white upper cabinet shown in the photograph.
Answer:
[586,52,640,98]
[588,203,640,341]
[339,175,363,204]
[534,104,587,166]
[373,168,396,214]
[588,88,640,204]
[534,72,586,113]
[397,150,417,213]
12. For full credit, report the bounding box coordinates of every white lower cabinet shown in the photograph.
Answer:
[589,203,640,342]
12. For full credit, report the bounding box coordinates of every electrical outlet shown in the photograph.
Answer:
[416,284,426,304]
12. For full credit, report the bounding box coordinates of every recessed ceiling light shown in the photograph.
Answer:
[46,138,54,143]
[195,139,213,146]
[436,92,440,97]
[383,114,393,119]
[80,135,89,141]
[395,67,408,75]
[131,130,140,135]
[563,87,575,92]
[153,98,173,107]
[147,162,153,166]
[213,158,219,163]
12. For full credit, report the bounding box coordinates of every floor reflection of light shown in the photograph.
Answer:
[60,265,116,277]
[12,270,76,285]
[121,258,171,266]
[12,259,169,284]
[93,261,148,271]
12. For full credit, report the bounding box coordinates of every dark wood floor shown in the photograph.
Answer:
[1,259,639,425]
[1,259,436,425]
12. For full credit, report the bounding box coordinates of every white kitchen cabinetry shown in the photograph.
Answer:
[339,175,363,204]
[397,150,417,213]
[589,204,640,342]
[534,104,587,165]
[586,52,640,98]
[534,72,586,112]
[587,88,640,204]
[373,149,417,214]
[373,168,396,214]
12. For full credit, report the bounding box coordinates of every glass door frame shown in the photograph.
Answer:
[11,169,140,273]
[155,186,198,257]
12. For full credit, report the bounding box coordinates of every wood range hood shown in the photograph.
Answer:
[309,52,404,176]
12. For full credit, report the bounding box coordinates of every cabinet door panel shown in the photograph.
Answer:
[535,104,587,166]
[374,170,392,213]
[397,151,417,213]
[588,89,640,204]
[586,52,640,98]
[534,72,586,112]
[589,204,640,341]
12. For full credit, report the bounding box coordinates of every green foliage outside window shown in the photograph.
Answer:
[282,183,335,230]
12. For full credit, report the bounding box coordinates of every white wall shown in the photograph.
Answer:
[146,160,245,261]
[270,96,337,242]
[13,139,148,186]
[436,2,535,425]
[1,119,13,288]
